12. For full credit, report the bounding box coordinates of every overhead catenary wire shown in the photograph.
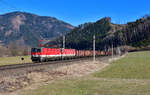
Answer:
[0,8,5,13]
[0,1,7,13]
[0,0,19,11]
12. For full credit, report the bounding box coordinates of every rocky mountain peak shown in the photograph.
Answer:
[0,11,74,47]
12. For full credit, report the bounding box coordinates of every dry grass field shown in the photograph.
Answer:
[0,56,32,66]
[22,51,150,95]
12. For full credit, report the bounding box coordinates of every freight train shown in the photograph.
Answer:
[31,47,112,62]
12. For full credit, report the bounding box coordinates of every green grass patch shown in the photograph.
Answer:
[23,79,150,95]
[94,51,150,79]
[0,56,32,66]
[22,51,150,95]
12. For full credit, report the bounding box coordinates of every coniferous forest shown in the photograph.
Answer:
[46,15,150,51]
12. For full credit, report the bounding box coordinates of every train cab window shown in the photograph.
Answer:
[31,48,41,52]
[37,49,41,52]
[31,48,36,52]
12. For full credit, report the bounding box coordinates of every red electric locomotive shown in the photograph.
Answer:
[31,47,76,62]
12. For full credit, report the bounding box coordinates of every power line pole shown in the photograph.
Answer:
[112,41,113,59]
[117,46,121,56]
[93,35,95,62]
[63,35,65,49]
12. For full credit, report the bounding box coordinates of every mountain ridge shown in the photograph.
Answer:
[0,11,74,47]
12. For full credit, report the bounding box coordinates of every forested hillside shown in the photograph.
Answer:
[113,16,150,48]
[46,15,150,51]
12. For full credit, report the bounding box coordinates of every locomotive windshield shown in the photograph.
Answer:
[31,48,41,52]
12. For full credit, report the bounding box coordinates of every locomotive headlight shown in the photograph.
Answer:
[32,55,40,57]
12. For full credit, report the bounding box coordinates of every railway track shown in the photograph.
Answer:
[0,55,114,94]
[0,57,94,70]
[0,56,111,71]
[0,56,111,77]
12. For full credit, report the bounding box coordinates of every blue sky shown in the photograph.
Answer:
[0,0,150,26]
